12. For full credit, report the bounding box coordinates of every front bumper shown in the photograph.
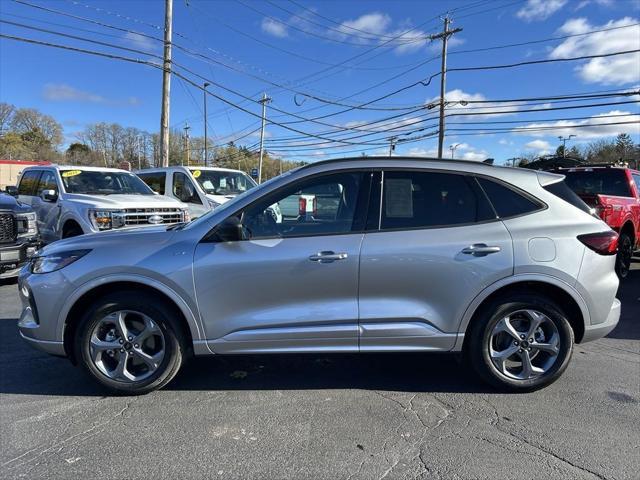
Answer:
[0,238,40,278]
[581,298,621,343]
[17,270,69,357]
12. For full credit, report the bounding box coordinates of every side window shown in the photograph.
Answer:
[238,172,367,240]
[477,177,543,218]
[17,170,41,196]
[36,171,58,195]
[139,172,166,195]
[632,174,640,195]
[173,172,201,204]
[380,171,494,230]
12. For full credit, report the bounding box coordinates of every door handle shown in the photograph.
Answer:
[461,243,501,257]
[308,251,348,263]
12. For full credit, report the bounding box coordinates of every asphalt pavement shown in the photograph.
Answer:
[1,261,638,479]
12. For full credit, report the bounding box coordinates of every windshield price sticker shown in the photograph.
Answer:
[193,170,202,178]
[61,170,82,178]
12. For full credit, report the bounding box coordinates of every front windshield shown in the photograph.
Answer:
[60,170,154,195]
[190,169,256,195]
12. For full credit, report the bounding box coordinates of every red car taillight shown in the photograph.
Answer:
[298,197,307,217]
[578,231,618,255]
[593,195,613,220]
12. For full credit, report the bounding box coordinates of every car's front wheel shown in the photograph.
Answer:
[467,294,574,392]
[75,292,186,395]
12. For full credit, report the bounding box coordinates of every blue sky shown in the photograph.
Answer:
[1,0,639,164]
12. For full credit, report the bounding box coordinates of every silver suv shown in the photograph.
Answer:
[17,158,621,394]
[16,166,188,243]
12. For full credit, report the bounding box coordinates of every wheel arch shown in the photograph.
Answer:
[61,218,83,237]
[619,219,636,245]
[458,275,588,350]
[60,277,206,364]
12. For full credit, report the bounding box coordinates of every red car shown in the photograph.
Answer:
[558,166,640,278]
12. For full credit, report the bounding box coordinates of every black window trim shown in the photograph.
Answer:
[474,174,548,220]
[35,170,59,196]
[202,168,375,243]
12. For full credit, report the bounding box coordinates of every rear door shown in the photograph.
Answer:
[358,170,514,351]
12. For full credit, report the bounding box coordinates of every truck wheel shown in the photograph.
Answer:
[615,233,632,279]
[75,292,186,395]
[63,223,83,238]
[466,294,574,392]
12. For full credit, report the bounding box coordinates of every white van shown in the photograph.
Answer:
[136,166,258,218]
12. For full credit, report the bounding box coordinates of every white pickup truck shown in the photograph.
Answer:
[16,165,188,243]
[136,166,268,219]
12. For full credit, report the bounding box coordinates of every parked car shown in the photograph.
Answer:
[0,192,40,279]
[18,157,620,394]
[136,166,259,219]
[556,166,640,278]
[16,166,189,243]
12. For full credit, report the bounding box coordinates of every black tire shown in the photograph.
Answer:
[75,291,186,395]
[615,232,633,279]
[466,294,574,392]
[62,223,83,238]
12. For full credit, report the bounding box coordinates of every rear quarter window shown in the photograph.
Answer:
[17,170,41,196]
[137,172,166,195]
[476,177,543,218]
[543,180,592,215]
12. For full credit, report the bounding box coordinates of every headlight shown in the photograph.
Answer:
[30,249,91,274]
[17,212,37,237]
[88,209,121,230]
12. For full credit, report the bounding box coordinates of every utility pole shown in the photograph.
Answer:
[558,135,576,158]
[430,16,462,159]
[450,143,461,158]
[203,82,210,166]
[183,123,190,166]
[160,0,173,167]
[257,93,271,184]
[388,136,398,156]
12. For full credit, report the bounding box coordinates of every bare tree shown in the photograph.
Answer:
[0,102,15,135]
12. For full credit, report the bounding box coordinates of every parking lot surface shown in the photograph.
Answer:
[1,261,638,480]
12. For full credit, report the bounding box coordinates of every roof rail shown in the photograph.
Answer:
[299,155,496,171]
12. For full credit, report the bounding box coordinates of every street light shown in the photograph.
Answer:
[558,135,576,158]
[449,143,461,158]
[203,82,210,166]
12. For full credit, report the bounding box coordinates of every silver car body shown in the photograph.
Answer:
[18,158,620,359]
[16,166,188,243]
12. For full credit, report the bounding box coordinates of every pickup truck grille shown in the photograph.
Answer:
[114,208,185,227]
[0,212,17,244]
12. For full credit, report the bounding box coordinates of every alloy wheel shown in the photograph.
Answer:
[489,309,560,380]
[89,310,165,382]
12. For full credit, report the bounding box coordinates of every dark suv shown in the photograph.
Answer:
[0,192,40,279]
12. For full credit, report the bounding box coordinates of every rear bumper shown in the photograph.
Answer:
[581,298,621,343]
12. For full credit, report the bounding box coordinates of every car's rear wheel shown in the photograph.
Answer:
[467,294,574,392]
[75,292,186,395]
[615,232,633,279]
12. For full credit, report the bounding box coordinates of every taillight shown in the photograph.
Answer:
[594,195,612,220]
[578,231,618,255]
[298,197,307,217]
[311,197,317,216]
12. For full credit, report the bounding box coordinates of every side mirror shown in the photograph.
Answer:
[41,189,58,202]
[5,185,18,197]
[213,216,243,242]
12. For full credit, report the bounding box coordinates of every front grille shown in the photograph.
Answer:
[114,208,184,227]
[0,212,17,244]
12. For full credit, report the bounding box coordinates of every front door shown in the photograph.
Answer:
[193,170,371,353]
[32,171,61,243]
[358,170,514,351]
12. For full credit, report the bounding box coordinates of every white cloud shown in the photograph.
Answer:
[405,143,487,160]
[549,17,640,85]
[514,110,640,139]
[576,0,614,10]
[516,0,568,22]
[261,17,288,38]
[123,32,158,52]
[42,84,140,106]
[427,89,520,118]
[406,146,437,157]
[336,12,391,38]
[524,139,553,155]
